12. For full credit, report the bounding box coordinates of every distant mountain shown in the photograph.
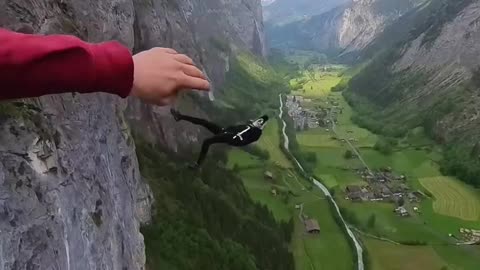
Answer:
[266,0,423,57]
[263,0,350,25]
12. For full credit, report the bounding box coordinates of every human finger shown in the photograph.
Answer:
[179,75,210,91]
[174,54,195,65]
[157,48,178,54]
[182,64,207,79]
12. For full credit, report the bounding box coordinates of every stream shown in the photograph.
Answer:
[278,94,364,270]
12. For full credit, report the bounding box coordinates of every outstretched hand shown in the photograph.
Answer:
[130,48,210,105]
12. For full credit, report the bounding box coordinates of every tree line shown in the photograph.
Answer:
[137,138,295,270]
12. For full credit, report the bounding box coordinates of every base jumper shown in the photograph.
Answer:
[171,109,269,168]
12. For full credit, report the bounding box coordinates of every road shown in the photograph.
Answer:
[328,107,372,175]
[279,94,365,270]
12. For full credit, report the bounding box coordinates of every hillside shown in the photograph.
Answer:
[263,0,349,25]
[346,0,480,187]
[0,1,291,269]
[266,0,424,57]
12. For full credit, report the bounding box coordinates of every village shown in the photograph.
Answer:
[344,167,424,217]
[285,95,334,131]
[285,94,423,218]
[284,93,480,245]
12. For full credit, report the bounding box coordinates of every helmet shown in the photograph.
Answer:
[251,115,269,129]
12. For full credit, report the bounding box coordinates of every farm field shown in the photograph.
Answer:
[364,238,448,270]
[420,176,480,221]
[291,72,342,99]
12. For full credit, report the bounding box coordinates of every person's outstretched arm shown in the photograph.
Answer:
[0,28,210,104]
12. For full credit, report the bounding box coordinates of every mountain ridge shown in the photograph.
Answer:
[266,0,425,58]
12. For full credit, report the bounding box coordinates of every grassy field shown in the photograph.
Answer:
[420,176,480,221]
[297,128,341,148]
[228,119,354,270]
[364,238,448,270]
[291,71,343,99]
[258,120,292,168]
[291,67,480,269]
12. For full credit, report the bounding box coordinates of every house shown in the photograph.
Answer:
[346,185,363,201]
[264,171,274,180]
[408,192,419,203]
[346,185,362,193]
[413,191,424,198]
[395,206,409,217]
[348,192,362,202]
[381,186,392,198]
[390,184,404,194]
[304,219,320,234]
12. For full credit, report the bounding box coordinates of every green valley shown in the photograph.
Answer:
[275,57,480,270]
[227,120,355,270]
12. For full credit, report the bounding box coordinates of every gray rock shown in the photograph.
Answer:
[392,1,480,144]
[266,0,421,56]
[0,0,265,269]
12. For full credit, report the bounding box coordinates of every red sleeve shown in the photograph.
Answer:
[0,28,134,100]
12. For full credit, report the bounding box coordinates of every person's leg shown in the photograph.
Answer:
[171,109,223,134]
[195,134,230,166]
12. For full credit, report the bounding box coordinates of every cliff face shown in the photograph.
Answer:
[263,0,349,25]
[128,0,266,153]
[369,0,480,144]
[266,0,422,57]
[0,0,265,269]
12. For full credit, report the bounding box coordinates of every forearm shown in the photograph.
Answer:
[0,28,133,100]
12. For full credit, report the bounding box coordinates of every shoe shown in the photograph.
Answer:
[171,108,182,122]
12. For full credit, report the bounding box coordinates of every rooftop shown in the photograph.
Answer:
[304,219,320,232]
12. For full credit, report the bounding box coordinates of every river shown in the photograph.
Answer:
[278,94,364,270]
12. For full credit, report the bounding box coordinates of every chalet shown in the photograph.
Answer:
[395,206,409,217]
[346,185,363,201]
[408,193,419,203]
[373,190,383,200]
[349,192,362,202]
[304,219,320,234]
[381,186,392,198]
[413,191,424,198]
[346,185,362,193]
[390,185,404,194]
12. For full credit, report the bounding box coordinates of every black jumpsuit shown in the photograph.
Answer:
[178,113,263,165]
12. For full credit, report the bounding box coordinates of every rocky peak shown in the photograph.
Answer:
[265,0,422,58]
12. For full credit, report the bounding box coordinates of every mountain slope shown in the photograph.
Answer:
[0,1,286,269]
[266,0,424,57]
[346,0,480,187]
[263,0,350,25]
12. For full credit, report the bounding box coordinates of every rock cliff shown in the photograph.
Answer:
[0,0,265,269]
[266,0,423,57]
